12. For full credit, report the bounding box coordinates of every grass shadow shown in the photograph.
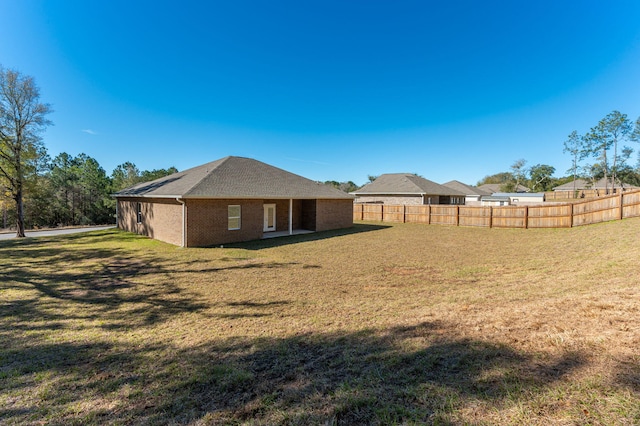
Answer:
[0,320,588,424]
[225,223,391,250]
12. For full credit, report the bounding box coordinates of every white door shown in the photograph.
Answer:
[263,204,276,232]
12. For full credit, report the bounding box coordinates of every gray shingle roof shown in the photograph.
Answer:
[351,174,465,196]
[476,183,530,194]
[442,180,491,196]
[552,179,589,191]
[115,156,354,200]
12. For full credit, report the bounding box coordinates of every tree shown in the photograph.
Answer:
[631,116,640,143]
[75,153,111,224]
[528,164,556,192]
[141,167,178,182]
[509,159,528,192]
[0,66,52,237]
[563,130,584,194]
[111,162,141,192]
[476,172,512,186]
[324,180,359,193]
[49,152,78,225]
[615,146,640,187]
[585,111,632,193]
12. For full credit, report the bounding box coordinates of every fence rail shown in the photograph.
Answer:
[353,190,640,229]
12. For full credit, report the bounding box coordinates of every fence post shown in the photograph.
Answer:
[524,206,528,229]
[380,204,384,222]
[489,206,493,228]
[456,205,460,226]
[403,204,406,223]
[427,204,431,225]
[569,203,573,228]
[619,193,624,220]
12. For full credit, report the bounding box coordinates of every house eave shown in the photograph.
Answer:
[115,194,353,200]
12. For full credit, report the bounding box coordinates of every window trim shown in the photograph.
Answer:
[136,202,142,224]
[228,205,241,230]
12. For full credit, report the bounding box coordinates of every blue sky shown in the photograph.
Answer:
[2,1,639,186]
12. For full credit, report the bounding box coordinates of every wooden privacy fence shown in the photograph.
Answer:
[353,190,640,229]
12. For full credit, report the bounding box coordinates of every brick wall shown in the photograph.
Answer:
[117,198,182,246]
[185,199,264,247]
[354,195,445,205]
[315,199,354,231]
[118,197,354,247]
[263,199,304,232]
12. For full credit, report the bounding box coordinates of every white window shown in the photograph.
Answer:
[228,205,241,230]
[136,202,142,224]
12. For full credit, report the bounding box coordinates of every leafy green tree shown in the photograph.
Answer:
[324,180,359,193]
[141,167,178,182]
[49,152,78,225]
[0,66,52,237]
[111,162,141,192]
[75,154,111,224]
[48,152,112,226]
[477,172,512,186]
[529,164,556,192]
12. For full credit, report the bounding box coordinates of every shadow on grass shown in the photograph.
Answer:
[0,231,206,331]
[225,223,391,250]
[0,320,588,425]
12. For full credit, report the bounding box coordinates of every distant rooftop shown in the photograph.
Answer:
[351,173,465,196]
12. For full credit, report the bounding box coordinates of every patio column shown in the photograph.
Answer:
[289,199,293,235]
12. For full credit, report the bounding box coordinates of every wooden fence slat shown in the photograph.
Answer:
[354,189,640,229]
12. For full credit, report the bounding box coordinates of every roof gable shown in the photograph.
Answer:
[352,173,465,196]
[477,183,530,194]
[115,156,353,200]
[442,180,491,196]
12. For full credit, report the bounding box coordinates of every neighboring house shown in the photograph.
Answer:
[481,195,511,206]
[115,156,354,247]
[350,173,465,205]
[442,180,491,205]
[477,183,530,194]
[490,192,545,205]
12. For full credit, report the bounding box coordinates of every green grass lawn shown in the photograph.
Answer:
[1,220,639,425]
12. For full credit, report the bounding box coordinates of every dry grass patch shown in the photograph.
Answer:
[1,220,639,424]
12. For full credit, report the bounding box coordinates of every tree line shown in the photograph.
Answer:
[0,65,176,234]
[3,65,640,236]
[1,150,177,230]
[478,111,640,193]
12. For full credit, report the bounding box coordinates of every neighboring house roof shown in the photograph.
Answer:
[553,178,638,191]
[477,183,530,194]
[481,196,510,202]
[351,174,465,196]
[442,180,491,196]
[552,179,589,191]
[114,156,354,200]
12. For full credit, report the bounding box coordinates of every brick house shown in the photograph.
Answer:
[351,173,465,205]
[115,156,354,247]
[442,180,491,205]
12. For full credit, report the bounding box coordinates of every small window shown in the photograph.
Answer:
[228,205,241,230]
[136,202,142,224]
